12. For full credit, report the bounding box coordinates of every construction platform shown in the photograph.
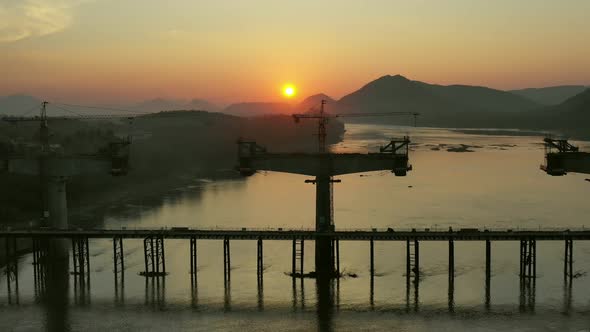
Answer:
[1,227,588,240]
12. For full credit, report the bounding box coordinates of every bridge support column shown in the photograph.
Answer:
[5,237,19,303]
[112,236,124,304]
[223,237,231,310]
[257,238,264,310]
[72,236,90,304]
[292,238,304,277]
[518,239,536,311]
[32,237,48,297]
[564,238,573,280]
[189,236,197,285]
[406,238,419,283]
[142,236,166,277]
[223,237,230,286]
[113,236,124,281]
[519,239,536,280]
[312,174,337,280]
[257,238,263,285]
[370,238,375,278]
[44,237,71,327]
[485,239,491,309]
[448,239,454,313]
[71,237,90,281]
[333,238,340,278]
[448,240,454,282]
[47,176,68,229]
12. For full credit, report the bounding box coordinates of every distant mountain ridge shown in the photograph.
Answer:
[298,93,335,113]
[543,88,590,137]
[3,76,589,137]
[222,102,293,117]
[133,98,219,112]
[0,95,220,117]
[336,74,540,113]
[510,85,588,105]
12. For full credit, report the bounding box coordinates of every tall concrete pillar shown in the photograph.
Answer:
[315,175,332,232]
[47,176,68,229]
[315,175,335,279]
[43,176,71,329]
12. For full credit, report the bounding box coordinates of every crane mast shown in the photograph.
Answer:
[292,99,418,153]
[2,101,133,227]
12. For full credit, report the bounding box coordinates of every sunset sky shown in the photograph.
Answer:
[1,0,589,104]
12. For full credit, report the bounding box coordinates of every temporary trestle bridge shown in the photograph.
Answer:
[1,227,584,307]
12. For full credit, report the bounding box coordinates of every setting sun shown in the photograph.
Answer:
[283,84,296,98]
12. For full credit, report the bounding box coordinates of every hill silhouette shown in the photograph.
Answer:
[333,75,540,127]
[1,110,345,222]
[223,102,292,116]
[134,98,219,112]
[298,94,335,113]
[419,83,538,113]
[510,85,588,105]
[541,88,590,137]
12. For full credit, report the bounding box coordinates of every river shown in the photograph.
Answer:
[2,124,590,331]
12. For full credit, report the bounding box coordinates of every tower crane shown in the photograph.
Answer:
[237,99,418,280]
[1,101,135,228]
[292,99,419,153]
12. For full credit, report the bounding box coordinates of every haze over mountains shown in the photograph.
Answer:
[510,86,588,106]
[2,74,588,137]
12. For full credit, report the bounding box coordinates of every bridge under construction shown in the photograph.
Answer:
[1,227,584,308]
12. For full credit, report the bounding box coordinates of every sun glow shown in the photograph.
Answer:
[283,84,296,98]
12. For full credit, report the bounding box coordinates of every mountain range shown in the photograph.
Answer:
[510,86,588,106]
[1,75,588,137]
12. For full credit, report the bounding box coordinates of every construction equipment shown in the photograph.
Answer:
[540,137,590,175]
[237,100,417,279]
[1,101,133,228]
[292,99,418,153]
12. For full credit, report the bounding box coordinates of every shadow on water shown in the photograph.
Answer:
[316,276,335,332]
[145,276,166,309]
[42,239,71,332]
[70,175,247,228]
[8,258,587,331]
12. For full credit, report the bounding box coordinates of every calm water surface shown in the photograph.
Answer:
[2,124,590,331]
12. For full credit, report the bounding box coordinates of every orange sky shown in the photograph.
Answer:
[1,1,589,105]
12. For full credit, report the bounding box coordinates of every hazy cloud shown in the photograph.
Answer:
[0,0,90,43]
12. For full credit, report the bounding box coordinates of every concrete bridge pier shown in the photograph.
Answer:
[44,241,71,332]
[313,174,338,280]
[47,176,68,229]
